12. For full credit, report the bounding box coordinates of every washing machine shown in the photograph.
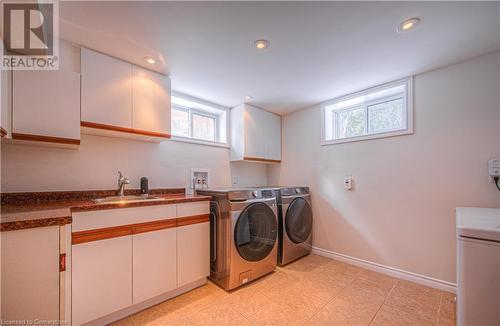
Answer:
[196,188,278,290]
[277,186,313,265]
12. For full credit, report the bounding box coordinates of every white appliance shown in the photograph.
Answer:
[456,207,500,326]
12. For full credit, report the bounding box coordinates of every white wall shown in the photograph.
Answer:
[1,135,268,192]
[269,52,500,284]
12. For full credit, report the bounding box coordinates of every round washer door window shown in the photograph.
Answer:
[285,198,312,244]
[234,202,278,262]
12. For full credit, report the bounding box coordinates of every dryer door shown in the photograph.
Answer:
[234,202,278,262]
[285,197,313,244]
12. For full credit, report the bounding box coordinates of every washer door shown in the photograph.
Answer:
[234,202,278,262]
[285,198,312,244]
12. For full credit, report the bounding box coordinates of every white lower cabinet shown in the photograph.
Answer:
[71,202,210,325]
[133,227,177,303]
[177,222,210,287]
[1,226,61,321]
[72,236,133,326]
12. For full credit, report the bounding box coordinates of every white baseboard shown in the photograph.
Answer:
[312,246,456,294]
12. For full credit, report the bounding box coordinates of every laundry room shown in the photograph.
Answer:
[1,1,499,326]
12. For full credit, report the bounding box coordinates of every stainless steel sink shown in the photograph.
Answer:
[92,195,161,204]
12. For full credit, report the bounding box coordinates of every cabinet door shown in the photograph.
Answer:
[177,222,210,287]
[81,48,132,129]
[1,226,60,321]
[0,69,11,138]
[72,236,132,325]
[132,227,177,303]
[132,66,171,137]
[12,70,80,141]
[265,111,281,161]
[243,105,267,159]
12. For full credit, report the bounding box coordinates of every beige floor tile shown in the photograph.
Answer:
[306,278,390,326]
[383,281,441,323]
[357,269,398,288]
[282,254,332,275]
[344,278,394,301]
[130,307,193,326]
[247,300,317,326]
[371,307,435,326]
[167,286,222,316]
[187,302,251,326]
[437,292,456,326]
[257,269,301,291]
[111,256,454,326]
[220,285,272,318]
[292,272,346,302]
[262,281,330,312]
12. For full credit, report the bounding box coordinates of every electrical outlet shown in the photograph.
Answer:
[488,158,500,182]
[344,175,353,190]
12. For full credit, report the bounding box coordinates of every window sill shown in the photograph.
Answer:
[321,128,413,146]
[170,136,230,148]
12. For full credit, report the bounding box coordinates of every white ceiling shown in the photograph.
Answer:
[59,1,500,114]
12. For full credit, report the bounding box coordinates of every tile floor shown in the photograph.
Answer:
[112,254,456,326]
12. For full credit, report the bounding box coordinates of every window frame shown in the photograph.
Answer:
[170,93,229,148]
[322,77,413,145]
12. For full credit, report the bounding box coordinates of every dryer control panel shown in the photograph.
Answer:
[280,187,310,196]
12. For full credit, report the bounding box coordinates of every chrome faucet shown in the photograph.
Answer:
[117,171,130,196]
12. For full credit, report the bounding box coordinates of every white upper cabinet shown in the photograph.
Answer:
[81,48,132,129]
[81,48,171,141]
[230,104,281,163]
[10,41,80,146]
[12,70,81,144]
[132,66,171,137]
[0,68,11,138]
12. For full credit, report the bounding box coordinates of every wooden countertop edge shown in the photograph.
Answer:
[1,196,211,232]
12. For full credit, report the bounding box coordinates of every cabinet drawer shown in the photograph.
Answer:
[176,201,209,218]
[72,205,176,232]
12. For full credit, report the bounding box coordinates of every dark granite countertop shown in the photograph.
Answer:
[1,189,211,232]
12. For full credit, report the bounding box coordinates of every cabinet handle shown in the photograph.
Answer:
[60,253,66,272]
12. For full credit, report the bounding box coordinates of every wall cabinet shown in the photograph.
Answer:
[71,202,209,325]
[132,66,171,137]
[12,70,81,145]
[231,104,281,163]
[0,69,11,138]
[81,48,132,130]
[1,226,66,321]
[81,48,171,141]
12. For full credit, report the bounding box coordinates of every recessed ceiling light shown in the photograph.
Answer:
[397,17,420,33]
[244,95,253,100]
[254,39,270,50]
[144,56,156,64]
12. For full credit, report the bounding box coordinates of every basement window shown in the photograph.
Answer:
[171,93,228,147]
[322,78,413,145]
